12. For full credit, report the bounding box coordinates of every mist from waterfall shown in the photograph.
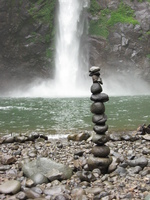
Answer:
[1,0,150,98]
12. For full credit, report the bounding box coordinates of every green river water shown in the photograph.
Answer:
[0,96,149,136]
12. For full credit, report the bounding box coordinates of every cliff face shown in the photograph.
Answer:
[0,0,56,93]
[89,0,150,82]
[0,0,149,94]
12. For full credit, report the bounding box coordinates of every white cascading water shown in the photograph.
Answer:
[54,0,90,97]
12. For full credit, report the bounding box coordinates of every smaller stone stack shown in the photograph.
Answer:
[88,66,112,173]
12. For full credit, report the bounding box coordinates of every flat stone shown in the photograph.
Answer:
[91,83,102,94]
[93,124,108,134]
[90,102,105,114]
[92,133,109,145]
[0,180,21,194]
[90,93,109,102]
[92,145,110,157]
[89,66,100,73]
[87,155,112,171]
[92,114,107,125]
[22,157,73,182]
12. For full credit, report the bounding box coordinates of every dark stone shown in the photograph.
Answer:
[90,93,109,102]
[87,155,112,171]
[90,102,105,114]
[92,134,109,145]
[92,145,110,157]
[90,83,102,94]
[93,124,108,134]
[92,114,107,125]
[76,170,96,182]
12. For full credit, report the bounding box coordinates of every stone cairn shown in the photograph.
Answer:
[87,66,112,174]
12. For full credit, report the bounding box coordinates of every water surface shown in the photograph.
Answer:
[0,96,149,135]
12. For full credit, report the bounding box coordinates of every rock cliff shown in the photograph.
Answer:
[0,0,149,94]
[89,0,150,84]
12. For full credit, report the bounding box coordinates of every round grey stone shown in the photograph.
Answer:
[93,124,108,134]
[92,145,110,157]
[90,102,105,114]
[92,134,109,145]
[92,114,107,125]
[90,93,109,102]
[90,83,102,94]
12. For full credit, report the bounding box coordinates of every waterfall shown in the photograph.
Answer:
[54,0,90,97]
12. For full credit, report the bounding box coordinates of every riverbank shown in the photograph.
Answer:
[0,130,150,200]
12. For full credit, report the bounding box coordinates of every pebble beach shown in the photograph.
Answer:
[0,130,150,200]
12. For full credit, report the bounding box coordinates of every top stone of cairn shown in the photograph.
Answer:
[89,66,100,76]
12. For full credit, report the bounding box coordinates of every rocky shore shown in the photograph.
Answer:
[0,129,150,200]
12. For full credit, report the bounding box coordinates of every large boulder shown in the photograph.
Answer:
[22,157,73,184]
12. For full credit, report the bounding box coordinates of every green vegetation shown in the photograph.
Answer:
[88,0,100,16]
[89,2,139,38]
[28,0,56,60]
[147,54,150,59]
[107,3,139,26]
[89,9,109,38]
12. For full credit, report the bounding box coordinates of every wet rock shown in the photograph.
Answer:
[93,124,108,134]
[87,155,112,171]
[92,145,110,157]
[92,114,107,125]
[92,134,109,145]
[0,180,21,194]
[90,102,105,114]
[91,83,102,94]
[90,93,109,102]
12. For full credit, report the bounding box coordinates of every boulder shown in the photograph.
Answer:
[22,157,73,183]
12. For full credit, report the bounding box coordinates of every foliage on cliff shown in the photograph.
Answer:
[89,1,139,38]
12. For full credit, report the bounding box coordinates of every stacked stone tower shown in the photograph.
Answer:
[88,66,112,173]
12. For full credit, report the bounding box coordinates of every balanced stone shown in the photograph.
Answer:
[89,66,100,76]
[92,133,109,145]
[90,93,109,102]
[92,114,107,125]
[87,155,112,171]
[92,75,103,84]
[91,83,102,94]
[92,145,110,157]
[93,124,108,134]
[90,102,105,114]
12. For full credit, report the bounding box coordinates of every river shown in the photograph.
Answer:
[0,95,149,136]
